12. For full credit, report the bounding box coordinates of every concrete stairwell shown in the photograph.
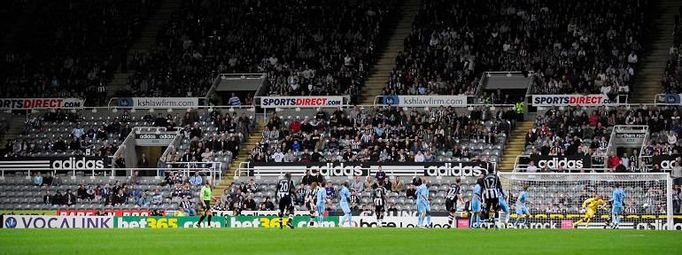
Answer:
[497,119,535,172]
[213,122,264,199]
[631,0,682,103]
[107,0,182,98]
[359,0,420,105]
[0,116,26,150]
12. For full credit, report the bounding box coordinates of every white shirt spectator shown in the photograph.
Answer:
[344,55,352,66]
[627,52,638,64]
[271,151,285,162]
[667,132,677,145]
[526,164,538,173]
[414,152,425,162]
[72,127,84,139]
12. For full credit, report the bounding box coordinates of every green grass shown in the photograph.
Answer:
[0,228,680,255]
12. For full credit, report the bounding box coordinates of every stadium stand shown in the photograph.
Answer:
[246,106,516,164]
[0,0,159,105]
[0,173,209,211]
[661,8,682,94]
[380,0,647,98]
[123,0,396,103]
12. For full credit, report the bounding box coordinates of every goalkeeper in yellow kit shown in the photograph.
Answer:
[573,195,607,228]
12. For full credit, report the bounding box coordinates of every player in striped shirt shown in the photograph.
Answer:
[373,182,388,226]
[445,178,464,228]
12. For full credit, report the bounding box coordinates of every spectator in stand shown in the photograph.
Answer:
[364,176,375,190]
[228,93,242,106]
[405,184,416,199]
[32,172,43,186]
[77,185,88,200]
[65,189,76,206]
[244,195,257,210]
[43,190,53,205]
[375,166,386,185]
[672,162,682,185]
[189,172,203,186]
[351,176,364,192]
[301,170,314,186]
[260,197,276,211]
[325,182,336,199]
[181,197,196,216]
[526,161,538,173]
[391,176,404,193]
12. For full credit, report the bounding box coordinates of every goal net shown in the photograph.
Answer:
[497,173,673,229]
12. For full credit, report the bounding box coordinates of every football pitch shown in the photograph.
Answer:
[0,229,680,255]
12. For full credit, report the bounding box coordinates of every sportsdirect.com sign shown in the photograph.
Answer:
[531,94,615,107]
[3,215,113,229]
[0,98,84,110]
[260,96,344,108]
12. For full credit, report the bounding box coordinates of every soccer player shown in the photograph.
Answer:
[373,181,388,226]
[445,178,464,228]
[416,178,431,228]
[610,184,625,229]
[276,173,295,229]
[514,185,530,227]
[307,182,318,227]
[196,182,212,228]
[573,195,607,228]
[482,171,502,225]
[316,181,327,227]
[339,181,352,227]
[497,189,510,227]
[470,177,483,228]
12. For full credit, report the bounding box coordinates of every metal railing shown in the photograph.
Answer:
[1,166,222,181]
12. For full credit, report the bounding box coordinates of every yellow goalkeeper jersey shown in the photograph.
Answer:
[582,197,606,211]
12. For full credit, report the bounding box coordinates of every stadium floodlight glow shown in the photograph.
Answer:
[498,172,674,229]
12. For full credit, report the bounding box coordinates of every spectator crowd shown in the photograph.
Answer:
[248,106,515,164]
[382,0,647,98]
[125,0,395,103]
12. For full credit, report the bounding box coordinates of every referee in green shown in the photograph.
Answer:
[196,182,213,228]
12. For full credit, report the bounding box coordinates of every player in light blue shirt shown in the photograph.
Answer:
[470,177,482,228]
[316,181,327,227]
[610,183,625,229]
[338,181,352,227]
[415,178,431,228]
[497,189,510,226]
[514,185,530,227]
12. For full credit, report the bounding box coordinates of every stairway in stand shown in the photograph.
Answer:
[0,117,27,150]
[212,121,264,200]
[497,120,535,172]
[107,0,182,98]
[630,0,682,103]
[359,0,420,105]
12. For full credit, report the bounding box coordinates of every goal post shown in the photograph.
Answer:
[497,173,674,229]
